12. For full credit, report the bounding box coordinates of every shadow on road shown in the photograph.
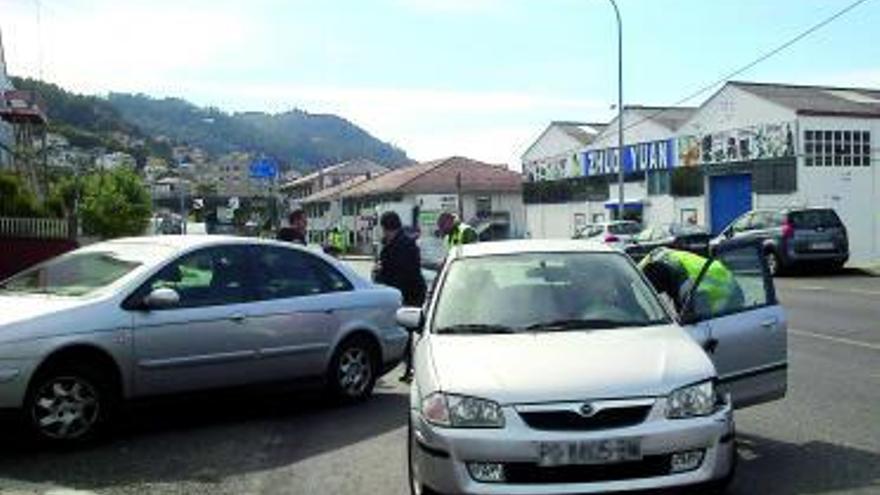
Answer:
[730,433,880,494]
[0,379,408,491]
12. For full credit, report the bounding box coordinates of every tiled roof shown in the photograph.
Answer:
[341,156,521,198]
[280,158,389,190]
[732,81,880,117]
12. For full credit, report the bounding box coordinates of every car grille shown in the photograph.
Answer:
[518,405,652,431]
[502,455,673,484]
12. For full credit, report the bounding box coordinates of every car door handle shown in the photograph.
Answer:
[761,318,778,329]
[229,313,247,323]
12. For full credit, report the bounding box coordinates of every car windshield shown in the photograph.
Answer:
[789,209,842,229]
[608,222,642,235]
[0,243,173,297]
[432,252,670,334]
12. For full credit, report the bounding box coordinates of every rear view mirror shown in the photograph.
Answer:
[143,287,180,310]
[396,307,424,331]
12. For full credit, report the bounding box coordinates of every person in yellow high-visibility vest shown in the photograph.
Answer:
[325,226,347,257]
[639,247,744,316]
[437,212,477,249]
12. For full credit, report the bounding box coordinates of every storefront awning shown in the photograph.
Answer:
[603,198,645,210]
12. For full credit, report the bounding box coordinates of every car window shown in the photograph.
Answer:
[253,247,352,300]
[690,245,771,321]
[146,246,251,308]
[608,222,641,235]
[789,209,843,229]
[0,250,142,297]
[731,214,752,233]
[432,252,669,333]
[749,212,771,230]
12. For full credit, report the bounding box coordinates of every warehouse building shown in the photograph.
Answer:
[523,81,880,264]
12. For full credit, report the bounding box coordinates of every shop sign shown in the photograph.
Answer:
[678,121,796,167]
[583,139,675,177]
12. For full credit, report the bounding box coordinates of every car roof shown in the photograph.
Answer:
[102,235,312,252]
[454,239,616,258]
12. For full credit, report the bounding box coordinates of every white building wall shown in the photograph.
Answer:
[679,85,796,135]
[590,109,676,148]
[522,126,584,163]
[796,116,879,264]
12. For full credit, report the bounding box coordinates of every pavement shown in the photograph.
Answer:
[0,263,877,495]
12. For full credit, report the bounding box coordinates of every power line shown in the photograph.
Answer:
[622,0,873,132]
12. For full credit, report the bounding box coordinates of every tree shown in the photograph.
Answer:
[80,168,152,239]
[0,172,45,217]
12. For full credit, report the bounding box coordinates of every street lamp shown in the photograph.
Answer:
[608,0,625,220]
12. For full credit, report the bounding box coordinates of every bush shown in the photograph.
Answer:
[0,172,45,217]
[80,168,152,239]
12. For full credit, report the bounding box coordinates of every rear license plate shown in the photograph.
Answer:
[538,438,642,467]
[811,242,834,250]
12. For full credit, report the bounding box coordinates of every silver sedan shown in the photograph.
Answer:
[0,236,407,442]
[398,240,787,494]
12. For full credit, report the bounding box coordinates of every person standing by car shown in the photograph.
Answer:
[276,209,308,245]
[639,247,743,315]
[374,211,426,383]
[437,212,478,248]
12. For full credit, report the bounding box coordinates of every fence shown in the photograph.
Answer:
[0,217,69,240]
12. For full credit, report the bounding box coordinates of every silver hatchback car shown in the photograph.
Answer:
[0,236,406,442]
[398,240,787,494]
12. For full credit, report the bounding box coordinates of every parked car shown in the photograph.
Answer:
[398,239,786,494]
[574,221,642,250]
[0,236,407,442]
[711,207,849,275]
[626,223,712,262]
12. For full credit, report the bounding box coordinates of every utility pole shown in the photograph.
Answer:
[609,0,625,220]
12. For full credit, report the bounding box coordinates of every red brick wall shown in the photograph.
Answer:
[0,238,79,280]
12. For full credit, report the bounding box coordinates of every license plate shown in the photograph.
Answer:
[811,242,834,250]
[538,438,642,467]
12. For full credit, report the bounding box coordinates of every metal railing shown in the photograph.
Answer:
[0,217,69,239]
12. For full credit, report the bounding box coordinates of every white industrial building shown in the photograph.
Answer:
[523,81,880,265]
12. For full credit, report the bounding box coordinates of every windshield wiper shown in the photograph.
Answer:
[524,318,647,332]
[436,324,517,335]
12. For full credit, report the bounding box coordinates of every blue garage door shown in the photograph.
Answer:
[709,174,753,235]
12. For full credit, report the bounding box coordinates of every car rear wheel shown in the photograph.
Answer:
[328,336,378,402]
[24,364,115,443]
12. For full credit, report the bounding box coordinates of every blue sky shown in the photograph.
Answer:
[2,0,879,168]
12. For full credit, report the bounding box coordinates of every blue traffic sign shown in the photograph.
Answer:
[249,158,279,179]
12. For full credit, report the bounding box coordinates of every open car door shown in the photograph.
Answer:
[661,241,788,409]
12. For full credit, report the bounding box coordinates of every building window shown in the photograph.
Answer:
[805,130,871,168]
[647,170,671,196]
[753,160,797,194]
[670,167,704,197]
[476,196,492,218]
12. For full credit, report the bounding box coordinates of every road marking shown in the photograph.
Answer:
[790,328,880,352]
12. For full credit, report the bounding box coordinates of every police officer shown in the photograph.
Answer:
[437,212,478,248]
[639,247,743,316]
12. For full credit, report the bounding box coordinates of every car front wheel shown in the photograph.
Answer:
[24,364,115,443]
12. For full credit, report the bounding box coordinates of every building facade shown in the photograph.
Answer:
[280,158,389,205]
[523,81,880,264]
[0,28,14,168]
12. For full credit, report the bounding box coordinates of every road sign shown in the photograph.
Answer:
[249,158,279,179]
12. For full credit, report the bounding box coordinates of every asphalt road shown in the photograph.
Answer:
[0,264,877,495]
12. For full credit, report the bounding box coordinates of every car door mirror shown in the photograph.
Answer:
[396,307,424,332]
[143,287,180,310]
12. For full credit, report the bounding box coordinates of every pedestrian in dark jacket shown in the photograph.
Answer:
[277,209,308,245]
[374,211,426,382]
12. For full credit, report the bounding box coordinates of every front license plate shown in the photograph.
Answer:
[538,438,642,467]
[811,242,834,250]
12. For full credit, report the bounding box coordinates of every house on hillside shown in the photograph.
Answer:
[301,156,524,252]
[280,158,389,205]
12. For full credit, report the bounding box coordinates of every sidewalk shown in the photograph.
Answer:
[857,261,880,276]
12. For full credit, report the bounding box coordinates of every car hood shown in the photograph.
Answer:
[427,325,714,404]
[0,294,91,326]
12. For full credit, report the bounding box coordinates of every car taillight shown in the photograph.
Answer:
[604,234,619,243]
[781,219,795,239]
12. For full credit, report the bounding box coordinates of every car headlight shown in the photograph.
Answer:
[666,380,716,419]
[421,392,505,428]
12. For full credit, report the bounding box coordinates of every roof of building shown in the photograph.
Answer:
[551,121,604,145]
[626,106,698,131]
[341,156,521,198]
[281,158,389,190]
[299,175,372,204]
[731,81,880,117]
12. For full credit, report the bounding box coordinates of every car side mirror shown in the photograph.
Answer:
[143,287,180,310]
[396,307,424,332]
[724,228,733,239]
